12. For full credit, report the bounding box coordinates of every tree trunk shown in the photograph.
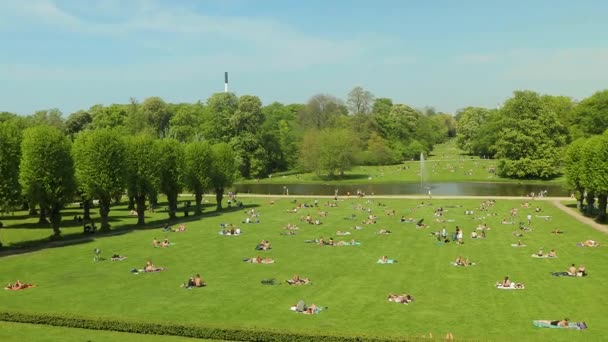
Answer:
[38,207,49,224]
[127,196,135,210]
[49,204,62,239]
[99,197,111,231]
[597,194,607,222]
[167,191,178,220]
[194,191,203,215]
[136,195,146,226]
[83,198,91,221]
[215,188,224,211]
[577,188,585,212]
[28,202,37,216]
[585,192,595,216]
[149,192,158,207]
[113,193,123,205]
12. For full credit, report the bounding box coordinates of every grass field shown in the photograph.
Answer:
[0,196,606,341]
[239,140,566,185]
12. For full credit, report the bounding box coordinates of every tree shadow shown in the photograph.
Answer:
[318,174,369,181]
[0,203,260,257]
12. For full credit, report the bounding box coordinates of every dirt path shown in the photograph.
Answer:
[550,199,608,235]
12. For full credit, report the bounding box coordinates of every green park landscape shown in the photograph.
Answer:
[2,83,608,341]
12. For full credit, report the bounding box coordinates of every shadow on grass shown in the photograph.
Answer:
[0,203,260,257]
[317,174,369,181]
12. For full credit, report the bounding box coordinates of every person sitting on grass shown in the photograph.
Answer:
[377,255,396,264]
[471,231,479,239]
[537,248,543,257]
[577,265,587,277]
[568,264,577,276]
[548,249,557,258]
[497,276,511,287]
[162,223,172,232]
[182,274,205,288]
[161,238,171,247]
[256,240,271,250]
[152,238,161,247]
[144,259,164,272]
[552,228,564,234]
[176,224,186,232]
[284,223,298,230]
[454,256,472,266]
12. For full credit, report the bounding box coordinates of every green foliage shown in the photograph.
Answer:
[168,103,204,142]
[299,128,360,177]
[202,92,238,142]
[91,104,129,130]
[573,89,608,136]
[19,126,76,236]
[563,138,587,196]
[495,91,568,178]
[64,110,92,139]
[455,107,492,153]
[72,129,127,230]
[25,109,64,130]
[361,133,398,165]
[0,121,22,213]
[142,96,171,138]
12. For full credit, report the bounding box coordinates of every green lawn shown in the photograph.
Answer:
[0,196,606,341]
[240,140,565,185]
[0,321,215,342]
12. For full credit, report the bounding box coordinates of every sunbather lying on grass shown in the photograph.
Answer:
[533,319,587,329]
[377,255,397,264]
[244,256,275,264]
[290,300,324,314]
[286,274,311,285]
[577,239,598,247]
[4,280,35,290]
[387,293,414,304]
[110,254,127,261]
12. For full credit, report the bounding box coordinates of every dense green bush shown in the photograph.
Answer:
[0,311,428,341]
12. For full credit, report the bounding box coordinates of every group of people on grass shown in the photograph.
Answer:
[152,237,171,248]
[4,280,35,290]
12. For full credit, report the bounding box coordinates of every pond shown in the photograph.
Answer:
[233,182,569,197]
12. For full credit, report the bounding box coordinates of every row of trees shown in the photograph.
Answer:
[564,131,608,222]
[3,87,455,180]
[0,124,237,244]
[456,90,608,179]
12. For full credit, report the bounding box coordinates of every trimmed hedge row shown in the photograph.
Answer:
[0,311,426,341]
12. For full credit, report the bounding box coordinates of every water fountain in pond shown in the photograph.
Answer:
[420,152,429,192]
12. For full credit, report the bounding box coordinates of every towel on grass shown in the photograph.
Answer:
[377,259,397,264]
[531,254,557,258]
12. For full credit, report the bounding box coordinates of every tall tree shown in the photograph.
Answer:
[155,139,185,219]
[580,133,608,221]
[573,90,608,137]
[72,129,127,231]
[372,98,393,116]
[168,103,204,142]
[20,126,76,238]
[64,110,92,140]
[298,94,347,130]
[347,86,374,115]
[564,138,588,211]
[202,92,238,142]
[299,128,359,177]
[183,141,213,215]
[455,107,492,153]
[125,135,160,225]
[495,91,568,178]
[0,120,22,216]
[26,109,65,130]
[210,143,237,211]
[142,96,172,138]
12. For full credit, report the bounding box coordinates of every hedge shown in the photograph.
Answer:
[0,311,429,341]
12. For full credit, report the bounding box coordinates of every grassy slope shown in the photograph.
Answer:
[0,197,606,341]
[0,321,216,341]
[240,140,565,185]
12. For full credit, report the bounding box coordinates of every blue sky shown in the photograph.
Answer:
[2,0,608,115]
